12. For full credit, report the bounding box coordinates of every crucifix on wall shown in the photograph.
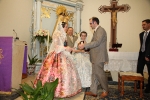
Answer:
[99,0,130,51]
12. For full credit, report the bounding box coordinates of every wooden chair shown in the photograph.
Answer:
[118,72,144,98]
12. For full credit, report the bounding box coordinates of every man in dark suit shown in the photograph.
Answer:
[145,42,150,93]
[137,19,150,93]
[66,27,78,48]
[78,17,109,98]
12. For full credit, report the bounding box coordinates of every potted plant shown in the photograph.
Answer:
[27,55,39,75]
[19,78,58,100]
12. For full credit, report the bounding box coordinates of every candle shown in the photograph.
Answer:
[47,30,50,53]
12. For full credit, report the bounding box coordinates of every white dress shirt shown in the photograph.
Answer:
[143,29,150,38]
[94,25,100,32]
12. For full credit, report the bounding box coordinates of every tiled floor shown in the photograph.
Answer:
[15,93,84,100]
[15,72,149,100]
[15,74,85,100]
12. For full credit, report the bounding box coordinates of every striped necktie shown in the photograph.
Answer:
[141,32,148,52]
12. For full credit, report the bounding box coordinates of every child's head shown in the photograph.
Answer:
[80,31,87,41]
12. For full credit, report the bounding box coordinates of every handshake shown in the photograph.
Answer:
[64,46,85,53]
[64,41,85,52]
[65,46,74,52]
[64,41,89,53]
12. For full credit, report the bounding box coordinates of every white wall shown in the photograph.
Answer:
[81,0,150,52]
[0,0,150,53]
[0,0,32,54]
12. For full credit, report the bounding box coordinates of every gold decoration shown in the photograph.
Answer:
[55,5,74,23]
[56,5,66,16]
[0,49,4,64]
[65,12,74,23]
[52,5,74,35]
[64,15,69,23]
[41,7,51,18]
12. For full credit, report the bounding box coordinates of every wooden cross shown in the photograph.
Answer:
[98,0,130,51]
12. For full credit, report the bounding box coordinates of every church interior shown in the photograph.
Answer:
[0,0,150,100]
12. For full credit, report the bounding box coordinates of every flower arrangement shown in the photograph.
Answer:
[34,29,52,44]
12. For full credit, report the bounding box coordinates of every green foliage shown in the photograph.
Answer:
[28,55,39,65]
[34,35,48,44]
[33,36,52,44]
[19,79,58,100]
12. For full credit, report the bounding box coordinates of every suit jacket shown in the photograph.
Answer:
[138,31,150,57]
[85,26,108,63]
[66,34,78,48]
[145,43,150,58]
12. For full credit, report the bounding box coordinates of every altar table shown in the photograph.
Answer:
[104,52,148,73]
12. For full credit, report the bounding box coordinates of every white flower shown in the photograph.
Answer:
[35,29,49,37]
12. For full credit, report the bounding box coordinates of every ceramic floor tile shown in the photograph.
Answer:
[15,75,84,100]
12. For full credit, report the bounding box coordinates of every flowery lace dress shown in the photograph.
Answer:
[34,22,81,98]
[73,40,92,88]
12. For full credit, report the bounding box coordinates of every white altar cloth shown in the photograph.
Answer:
[104,52,148,73]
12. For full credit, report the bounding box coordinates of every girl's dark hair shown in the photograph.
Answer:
[62,22,67,28]
[80,31,87,37]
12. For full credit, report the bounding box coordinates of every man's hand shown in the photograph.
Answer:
[72,48,76,52]
[65,46,73,52]
[80,50,85,53]
[145,57,150,61]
